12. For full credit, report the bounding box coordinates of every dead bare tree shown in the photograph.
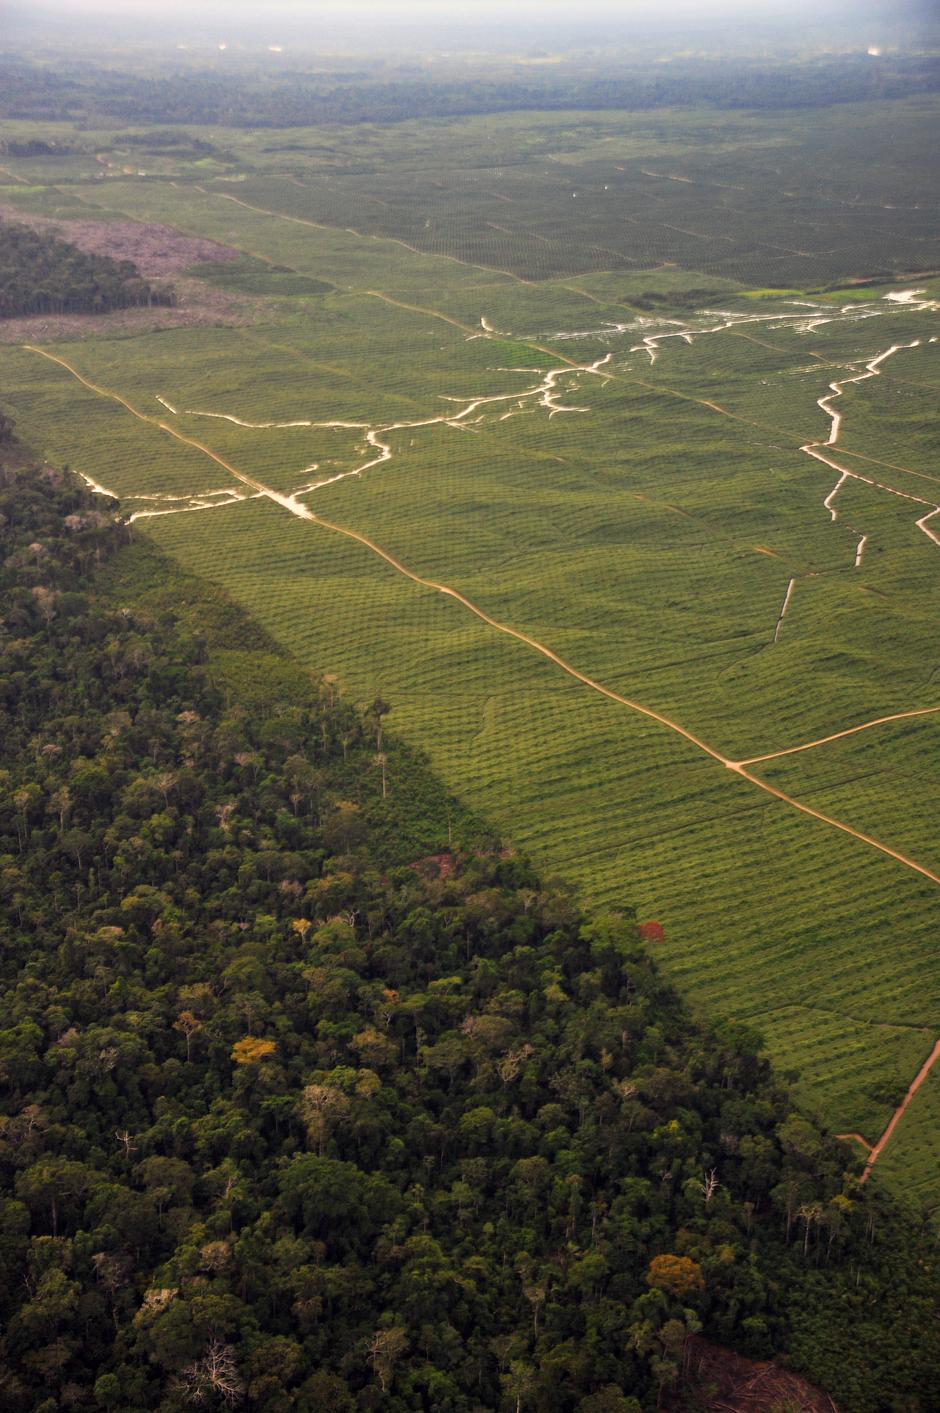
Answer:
[179,1339,244,1405]
[699,1168,720,1206]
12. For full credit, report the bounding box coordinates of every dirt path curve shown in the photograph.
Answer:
[836,1132,873,1152]
[177,352,609,501]
[364,288,599,378]
[366,290,796,439]
[803,339,940,549]
[736,704,940,767]
[725,761,940,886]
[860,1037,940,1183]
[364,290,479,335]
[24,343,940,895]
[731,327,826,359]
[772,577,795,642]
[839,445,940,490]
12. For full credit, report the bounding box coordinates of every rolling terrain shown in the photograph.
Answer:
[2,97,939,1210]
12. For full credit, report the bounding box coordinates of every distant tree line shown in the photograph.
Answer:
[1,138,75,157]
[0,220,174,318]
[114,130,220,157]
[117,129,211,148]
[0,53,937,128]
[630,288,731,312]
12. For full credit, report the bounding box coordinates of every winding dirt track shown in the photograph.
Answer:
[737,705,940,767]
[772,577,796,643]
[24,300,940,1173]
[859,1039,940,1184]
[364,288,600,381]
[803,339,940,550]
[364,290,479,335]
[23,344,940,900]
[840,446,940,490]
[836,1132,873,1153]
[13,152,940,1186]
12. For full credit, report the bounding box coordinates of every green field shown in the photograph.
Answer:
[2,98,940,1210]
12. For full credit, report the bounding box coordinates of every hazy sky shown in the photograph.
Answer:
[6,0,933,49]
[8,0,916,17]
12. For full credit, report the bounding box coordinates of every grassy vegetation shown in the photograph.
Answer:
[184,254,334,298]
[875,1063,940,1209]
[2,98,939,1213]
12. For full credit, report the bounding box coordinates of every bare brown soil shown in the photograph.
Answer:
[667,1337,837,1413]
[0,203,240,277]
[0,278,260,344]
[638,920,666,943]
[0,204,258,341]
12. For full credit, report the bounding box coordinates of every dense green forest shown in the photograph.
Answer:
[0,458,938,1412]
[0,139,75,158]
[0,53,937,127]
[0,222,173,319]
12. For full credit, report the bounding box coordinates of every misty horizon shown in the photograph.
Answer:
[4,0,938,58]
